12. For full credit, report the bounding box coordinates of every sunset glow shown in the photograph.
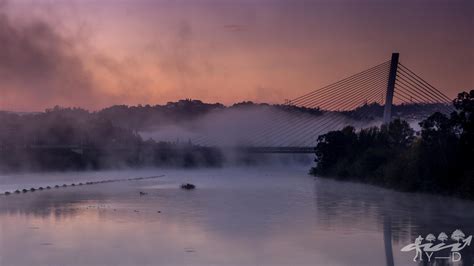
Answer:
[0,0,472,111]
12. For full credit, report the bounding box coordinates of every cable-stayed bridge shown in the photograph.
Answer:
[192,53,454,153]
[21,53,454,154]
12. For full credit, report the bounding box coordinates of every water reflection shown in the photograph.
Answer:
[314,178,474,265]
[0,168,473,266]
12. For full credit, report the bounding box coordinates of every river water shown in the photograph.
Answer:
[0,166,473,266]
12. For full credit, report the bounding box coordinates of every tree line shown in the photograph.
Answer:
[0,106,223,172]
[311,90,474,199]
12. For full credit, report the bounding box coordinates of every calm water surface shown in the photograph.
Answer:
[0,167,473,266]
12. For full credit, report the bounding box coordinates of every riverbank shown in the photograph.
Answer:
[310,90,474,200]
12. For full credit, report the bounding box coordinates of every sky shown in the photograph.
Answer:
[0,0,472,111]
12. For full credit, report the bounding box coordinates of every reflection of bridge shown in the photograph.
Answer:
[193,53,454,152]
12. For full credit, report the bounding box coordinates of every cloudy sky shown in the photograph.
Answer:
[0,0,472,111]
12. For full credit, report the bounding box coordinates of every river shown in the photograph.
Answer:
[1,166,473,266]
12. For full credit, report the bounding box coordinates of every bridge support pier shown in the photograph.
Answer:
[383,53,399,124]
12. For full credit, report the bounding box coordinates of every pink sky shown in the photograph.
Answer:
[0,0,472,111]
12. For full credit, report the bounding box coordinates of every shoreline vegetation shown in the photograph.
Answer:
[310,90,474,199]
[0,99,441,173]
[0,142,224,172]
[0,102,229,171]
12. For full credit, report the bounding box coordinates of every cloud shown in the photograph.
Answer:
[158,20,211,79]
[223,24,247,32]
[0,5,102,110]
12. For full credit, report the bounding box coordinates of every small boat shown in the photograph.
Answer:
[181,183,196,190]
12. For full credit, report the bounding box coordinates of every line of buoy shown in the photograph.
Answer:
[2,175,165,196]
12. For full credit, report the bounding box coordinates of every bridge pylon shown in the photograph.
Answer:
[383,53,399,124]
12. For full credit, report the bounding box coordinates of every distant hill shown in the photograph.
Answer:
[1,99,452,133]
[343,102,452,121]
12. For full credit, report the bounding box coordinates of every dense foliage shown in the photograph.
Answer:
[311,90,474,199]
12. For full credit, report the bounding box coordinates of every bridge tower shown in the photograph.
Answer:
[383,53,399,124]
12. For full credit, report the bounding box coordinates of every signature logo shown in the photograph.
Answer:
[401,229,472,263]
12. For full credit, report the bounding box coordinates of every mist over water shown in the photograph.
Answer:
[1,166,473,266]
[139,107,385,147]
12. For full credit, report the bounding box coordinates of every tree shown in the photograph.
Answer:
[453,90,474,119]
[381,119,414,148]
[420,112,456,145]
[312,126,357,176]
[425,234,436,243]
[451,90,474,196]
[452,90,474,152]
[451,229,466,242]
[438,232,448,242]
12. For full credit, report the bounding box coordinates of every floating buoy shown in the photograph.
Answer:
[4,176,164,197]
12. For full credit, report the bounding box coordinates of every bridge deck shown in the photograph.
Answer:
[242,147,315,154]
[5,145,316,154]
